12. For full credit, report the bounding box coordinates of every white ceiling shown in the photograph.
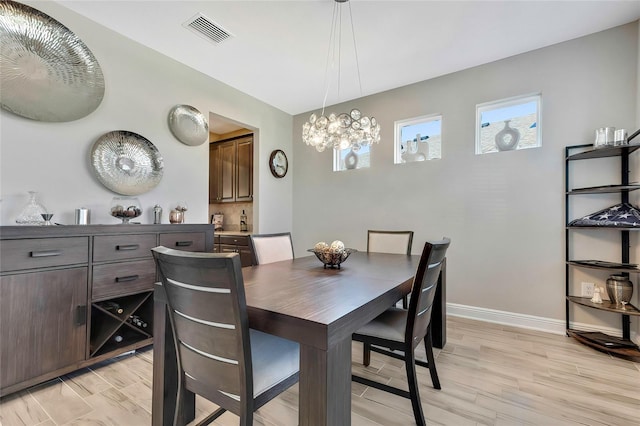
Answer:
[57,0,640,117]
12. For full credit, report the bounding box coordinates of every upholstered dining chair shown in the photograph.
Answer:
[152,246,299,426]
[352,238,450,426]
[367,230,414,308]
[249,232,294,265]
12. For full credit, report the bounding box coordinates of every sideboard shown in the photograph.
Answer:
[0,224,214,396]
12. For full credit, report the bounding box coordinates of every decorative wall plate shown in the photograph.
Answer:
[91,131,164,195]
[0,1,105,122]
[168,104,209,146]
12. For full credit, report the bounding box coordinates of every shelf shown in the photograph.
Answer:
[566,143,640,161]
[567,329,640,362]
[567,296,640,316]
[90,292,153,357]
[567,260,640,274]
[567,225,640,231]
[567,184,640,195]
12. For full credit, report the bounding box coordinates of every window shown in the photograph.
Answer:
[394,114,442,164]
[476,93,541,154]
[333,145,371,171]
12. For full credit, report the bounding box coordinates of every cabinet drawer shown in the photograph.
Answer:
[93,234,157,262]
[0,237,89,272]
[159,232,205,252]
[219,235,249,246]
[92,259,156,300]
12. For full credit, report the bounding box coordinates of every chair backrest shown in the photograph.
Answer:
[406,238,450,349]
[367,230,414,255]
[249,232,294,265]
[151,246,252,417]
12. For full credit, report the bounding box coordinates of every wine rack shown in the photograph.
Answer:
[90,292,153,357]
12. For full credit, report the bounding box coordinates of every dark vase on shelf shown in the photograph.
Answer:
[606,275,633,307]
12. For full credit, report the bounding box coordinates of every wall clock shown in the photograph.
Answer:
[269,149,288,178]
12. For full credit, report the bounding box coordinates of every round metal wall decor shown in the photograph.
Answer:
[0,0,105,122]
[91,131,164,196]
[168,105,209,146]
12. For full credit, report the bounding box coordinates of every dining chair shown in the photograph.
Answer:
[151,246,299,426]
[352,238,450,426]
[367,230,414,308]
[249,232,294,265]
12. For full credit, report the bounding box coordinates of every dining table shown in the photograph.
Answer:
[152,251,446,426]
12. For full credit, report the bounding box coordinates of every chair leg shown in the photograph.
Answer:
[239,410,253,426]
[424,329,441,390]
[363,342,371,366]
[404,349,426,426]
[402,295,408,309]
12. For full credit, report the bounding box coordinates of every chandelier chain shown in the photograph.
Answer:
[302,0,381,153]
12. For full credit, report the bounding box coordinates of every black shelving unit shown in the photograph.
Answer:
[565,142,640,361]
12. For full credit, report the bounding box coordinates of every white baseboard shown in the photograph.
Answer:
[446,303,639,344]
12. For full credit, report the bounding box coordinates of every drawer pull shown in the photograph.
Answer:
[30,250,62,258]
[175,241,193,247]
[116,244,139,251]
[116,275,139,283]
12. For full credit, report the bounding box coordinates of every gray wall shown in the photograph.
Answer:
[0,0,293,233]
[292,23,639,330]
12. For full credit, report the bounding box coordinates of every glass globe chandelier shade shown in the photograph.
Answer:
[302,108,381,152]
[302,0,381,153]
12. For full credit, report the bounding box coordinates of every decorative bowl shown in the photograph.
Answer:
[110,196,142,224]
[307,248,357,269]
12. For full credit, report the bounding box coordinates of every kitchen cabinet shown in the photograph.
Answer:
[0,224,214,397]
[564,143,640,361]
[209,135,253,203]
[214,234,254,267]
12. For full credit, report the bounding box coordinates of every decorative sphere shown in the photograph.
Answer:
[315,241,329,252]
[330,240,345,253]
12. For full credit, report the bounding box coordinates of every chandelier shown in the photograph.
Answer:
[302,0,381,153]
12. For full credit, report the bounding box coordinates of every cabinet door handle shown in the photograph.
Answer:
[175,241,193,247]
[116,244,139,251]
[30,250,62,258]
[116,275,139,282]
[75,305,87,326]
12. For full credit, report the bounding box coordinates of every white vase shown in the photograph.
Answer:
[495,120,521,151]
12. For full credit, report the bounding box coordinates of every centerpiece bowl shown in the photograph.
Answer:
[307,247,357,269]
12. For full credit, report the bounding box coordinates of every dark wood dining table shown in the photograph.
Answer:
[152,251,446,426]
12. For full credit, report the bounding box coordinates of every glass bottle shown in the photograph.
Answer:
[15,191,47,225]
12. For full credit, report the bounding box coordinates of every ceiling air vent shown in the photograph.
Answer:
[183,13,233,45]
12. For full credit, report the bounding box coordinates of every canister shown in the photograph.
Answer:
[75,208,90,225]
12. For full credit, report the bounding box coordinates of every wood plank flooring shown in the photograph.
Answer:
[1,316,639,425]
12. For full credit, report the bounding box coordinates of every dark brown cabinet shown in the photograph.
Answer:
[214,234,253,267]
[0,268,88,390]
[209,135,253,203]
[0,224,214,396]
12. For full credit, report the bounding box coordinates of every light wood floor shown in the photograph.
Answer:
[1,316,639,425]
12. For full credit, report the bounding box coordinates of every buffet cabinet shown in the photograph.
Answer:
[0,224,214,396]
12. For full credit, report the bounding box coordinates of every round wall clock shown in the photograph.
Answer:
[269,149,288,178]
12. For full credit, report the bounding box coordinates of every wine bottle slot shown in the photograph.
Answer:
[102,301,124,314]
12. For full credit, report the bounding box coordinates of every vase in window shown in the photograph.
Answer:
[495,120,521,151]
[15,191,47,225]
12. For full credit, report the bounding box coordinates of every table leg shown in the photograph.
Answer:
[299,338,352,426]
